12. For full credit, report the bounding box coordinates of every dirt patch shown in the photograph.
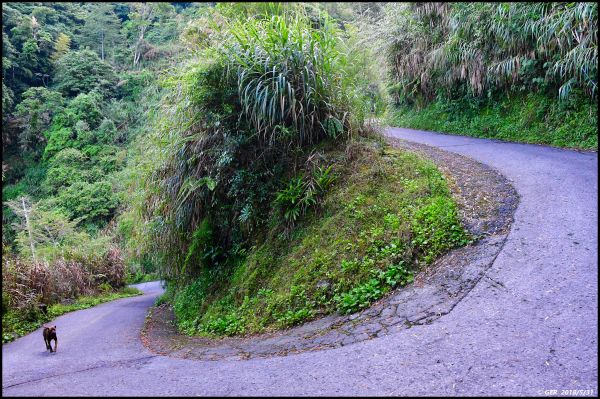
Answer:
[140,136,519,361]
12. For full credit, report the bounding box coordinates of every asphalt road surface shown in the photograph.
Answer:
[2,128,597,396]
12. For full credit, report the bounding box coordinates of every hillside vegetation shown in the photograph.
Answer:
[164,140,469,336]
[135,5,460,334]
[2,2,196,341]
[361,2,598,150]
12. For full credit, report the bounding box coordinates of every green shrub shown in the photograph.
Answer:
[14,87,64,153]
[182,218,217,277]
[43,148,89,193]
[412,196,471,264]
[172,277,210,326]
[200,313,245,336]
[51,180,118,225]
[273,167,337,229]
[2,182,27,202]
[335,278,384,314]
[335,262,413,314]
[276,307,313,328]
[274,176,306,225]
[375,3,597,105]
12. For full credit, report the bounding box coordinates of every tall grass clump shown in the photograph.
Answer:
[225,14,360,144]
[2,246,125,310]
[140,8,370,283]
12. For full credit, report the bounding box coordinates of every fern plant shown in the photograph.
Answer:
[274,164,337,228]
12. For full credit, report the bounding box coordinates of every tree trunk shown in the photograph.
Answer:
[21,197,36,263]
[133,25,146,68]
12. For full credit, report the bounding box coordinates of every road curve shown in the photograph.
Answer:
[2,127,597,396]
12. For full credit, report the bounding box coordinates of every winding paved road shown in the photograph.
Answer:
[2,128,597,396]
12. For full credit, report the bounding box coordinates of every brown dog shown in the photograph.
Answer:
[43,325,57,353]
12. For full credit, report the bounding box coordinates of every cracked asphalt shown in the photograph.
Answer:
[2,127,597,396]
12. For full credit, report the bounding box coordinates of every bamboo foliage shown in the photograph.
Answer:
[220,14,355,145]
[526,2,598,98]
[365,2,597,104]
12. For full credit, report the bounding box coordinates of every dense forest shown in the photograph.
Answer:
[2,3,597,341]
[2,2,201,340]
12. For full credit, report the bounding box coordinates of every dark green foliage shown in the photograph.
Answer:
[172,275,212,329]
[14,88,64,154]
[42,92,106,159]
[182,218,218,277]
[411,196,471,264]
[365,2,598,148]
[2,81,14,125]
[2,2,194,325]
[274,166,337,228]
[44,148,88,193]
[274,177,307,225]
[119,70,155,101]
[222,13,357,144]
[170,144,469,336]
[137,5,480,338]
[9,2,571,342]
[63,92,104,129]
[76,3,124,64]
[96,119,118,144]
[373,3,597,104]
[42,125,73,160]
[2,164,47,202]
[200,313,246,336]
[53,50,118,98]
[123,2,185,69]
[51,180,117,225]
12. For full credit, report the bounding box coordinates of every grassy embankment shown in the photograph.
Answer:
[389,93,598,151]
[160,138,471,337]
